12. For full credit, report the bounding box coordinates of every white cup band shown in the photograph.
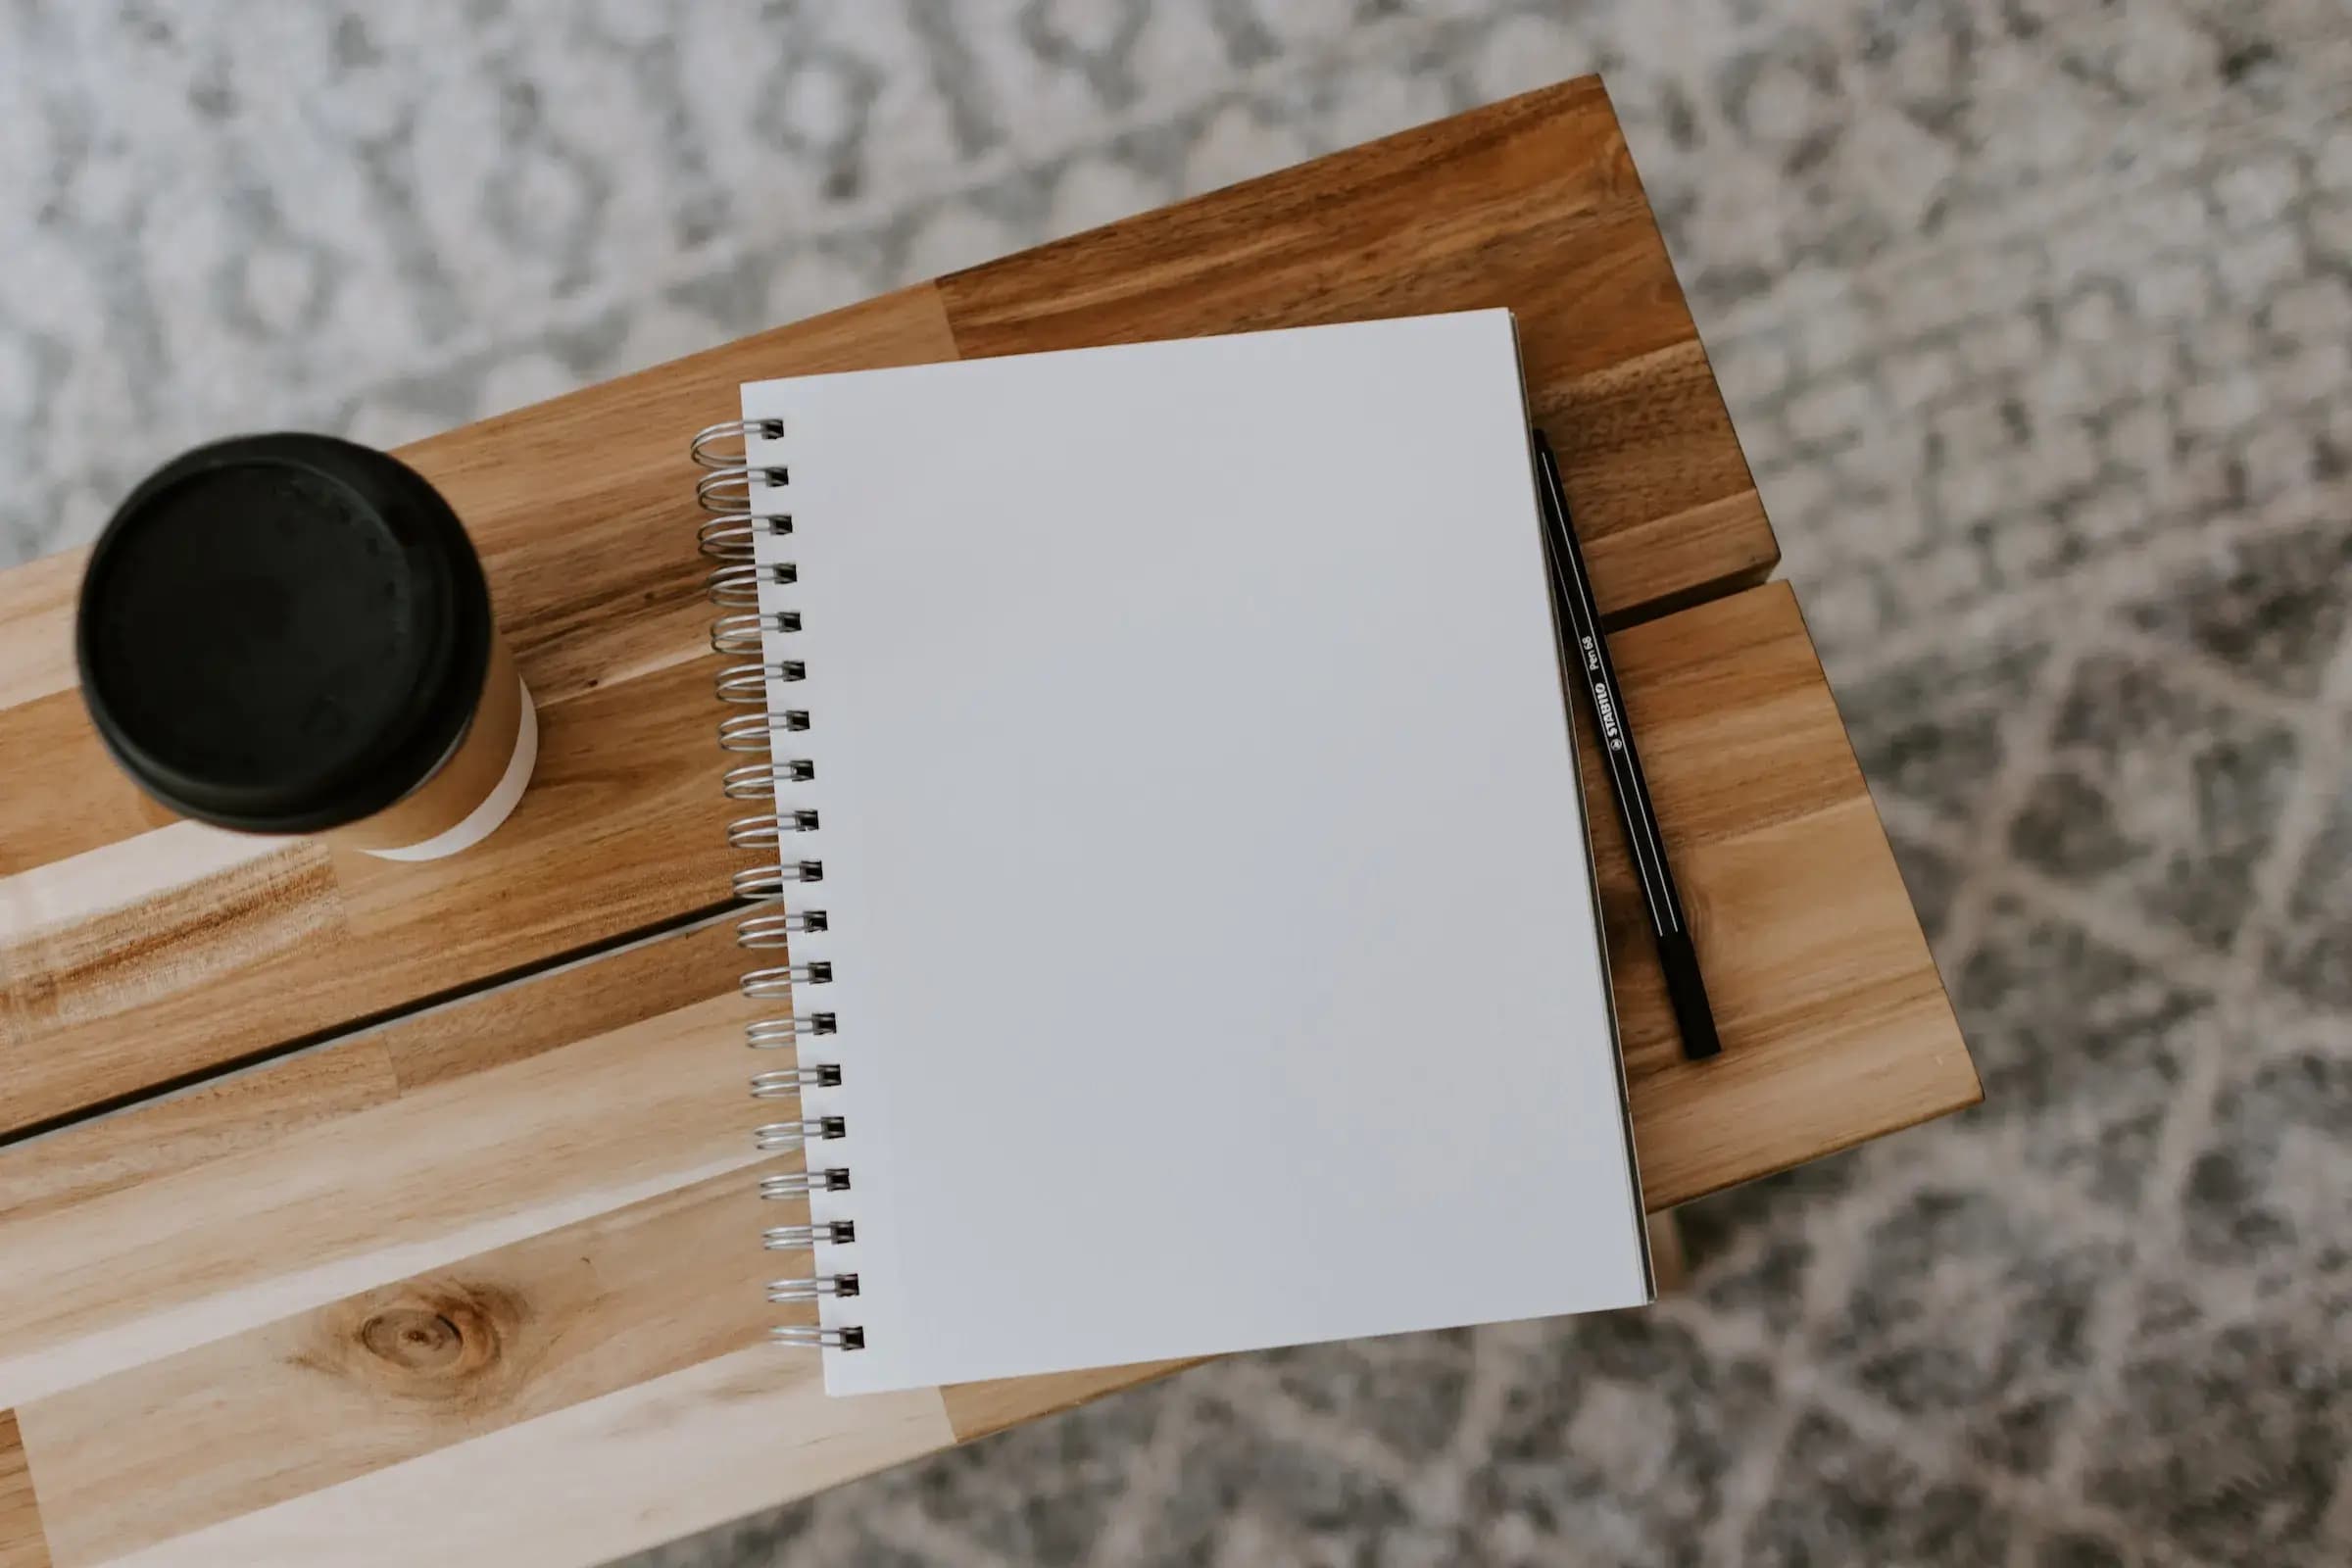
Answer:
[365,677,538,861]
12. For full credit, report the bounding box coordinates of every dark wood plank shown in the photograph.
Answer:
[937,75,1777,623]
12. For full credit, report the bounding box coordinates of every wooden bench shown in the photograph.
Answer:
[0,76,1976,1568]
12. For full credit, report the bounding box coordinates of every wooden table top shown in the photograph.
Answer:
[0,77,1974,1568]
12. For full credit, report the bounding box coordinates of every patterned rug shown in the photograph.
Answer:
[5,2,2348,1563]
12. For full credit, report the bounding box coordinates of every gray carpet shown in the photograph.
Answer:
[5,2,2349,1563]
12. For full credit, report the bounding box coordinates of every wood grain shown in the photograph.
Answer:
[0,1410,45,1568]
[0,1040,399,1226]
[0,918,740,1224]
[0,584,730,1141]
[935,75,1774,623]
[380,916,744,1094]
[0,77,1777,1139]
[0,989,750,1408]
[18,1172,770,1567]
[1544,342,1777,622]
[1583,582,1979,1205]
[0,690,176,876]
[1,828,347,1127]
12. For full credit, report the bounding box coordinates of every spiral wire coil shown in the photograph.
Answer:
[693,417,862,1352]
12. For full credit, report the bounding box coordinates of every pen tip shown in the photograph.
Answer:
[1657,930,1724,1062]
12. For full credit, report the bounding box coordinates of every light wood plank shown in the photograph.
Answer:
[0,691,175,876]
[0,1410,47,1568]
[0,827,348,1129]
[0,1039,398,1225]
[18,1171,771,1567]
[79,1351,951,1568]
[0,920,741,1223]
[0,988,748,1408]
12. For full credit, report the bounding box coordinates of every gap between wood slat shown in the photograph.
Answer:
[0,902,745,1152]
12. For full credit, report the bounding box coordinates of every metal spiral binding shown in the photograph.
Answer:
[770,1326,862,1348]
[693,417,862,1354]
[754,1113,845,1146]
[753,1064,844,1090]
[765,1220,856,1250]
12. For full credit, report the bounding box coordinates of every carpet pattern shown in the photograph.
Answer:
[2,2,2348,1563]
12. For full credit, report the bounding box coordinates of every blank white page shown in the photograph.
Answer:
[740,309,1648,1395]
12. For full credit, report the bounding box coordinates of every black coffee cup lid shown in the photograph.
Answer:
[77,434,494,833]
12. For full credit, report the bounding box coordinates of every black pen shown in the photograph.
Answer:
[1531,430,1722,1062]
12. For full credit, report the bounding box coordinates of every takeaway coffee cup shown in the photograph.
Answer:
[76,434,537,860]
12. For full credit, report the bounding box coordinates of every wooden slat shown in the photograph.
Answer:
[0,1037,398,1227]
[0,990,750,1409]
[379,917,744,1094]
[0,920,743,1225]
[0,78,1777,1139]
[1544,343,1776,622]
[0,691,175,876]
[935,75,1776,621]
[0,1409,47,1568]
[1592,582,1977,1201]
[17,1172,768,1567]
[39,1352,953,1568]
[0,916,950,1565]
[0,829,348,1129]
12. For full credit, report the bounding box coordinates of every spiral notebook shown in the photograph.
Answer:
[693,309,1650,1396]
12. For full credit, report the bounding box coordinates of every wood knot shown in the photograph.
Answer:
[360,1307,466,1372]
[318,1280,525,1406]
